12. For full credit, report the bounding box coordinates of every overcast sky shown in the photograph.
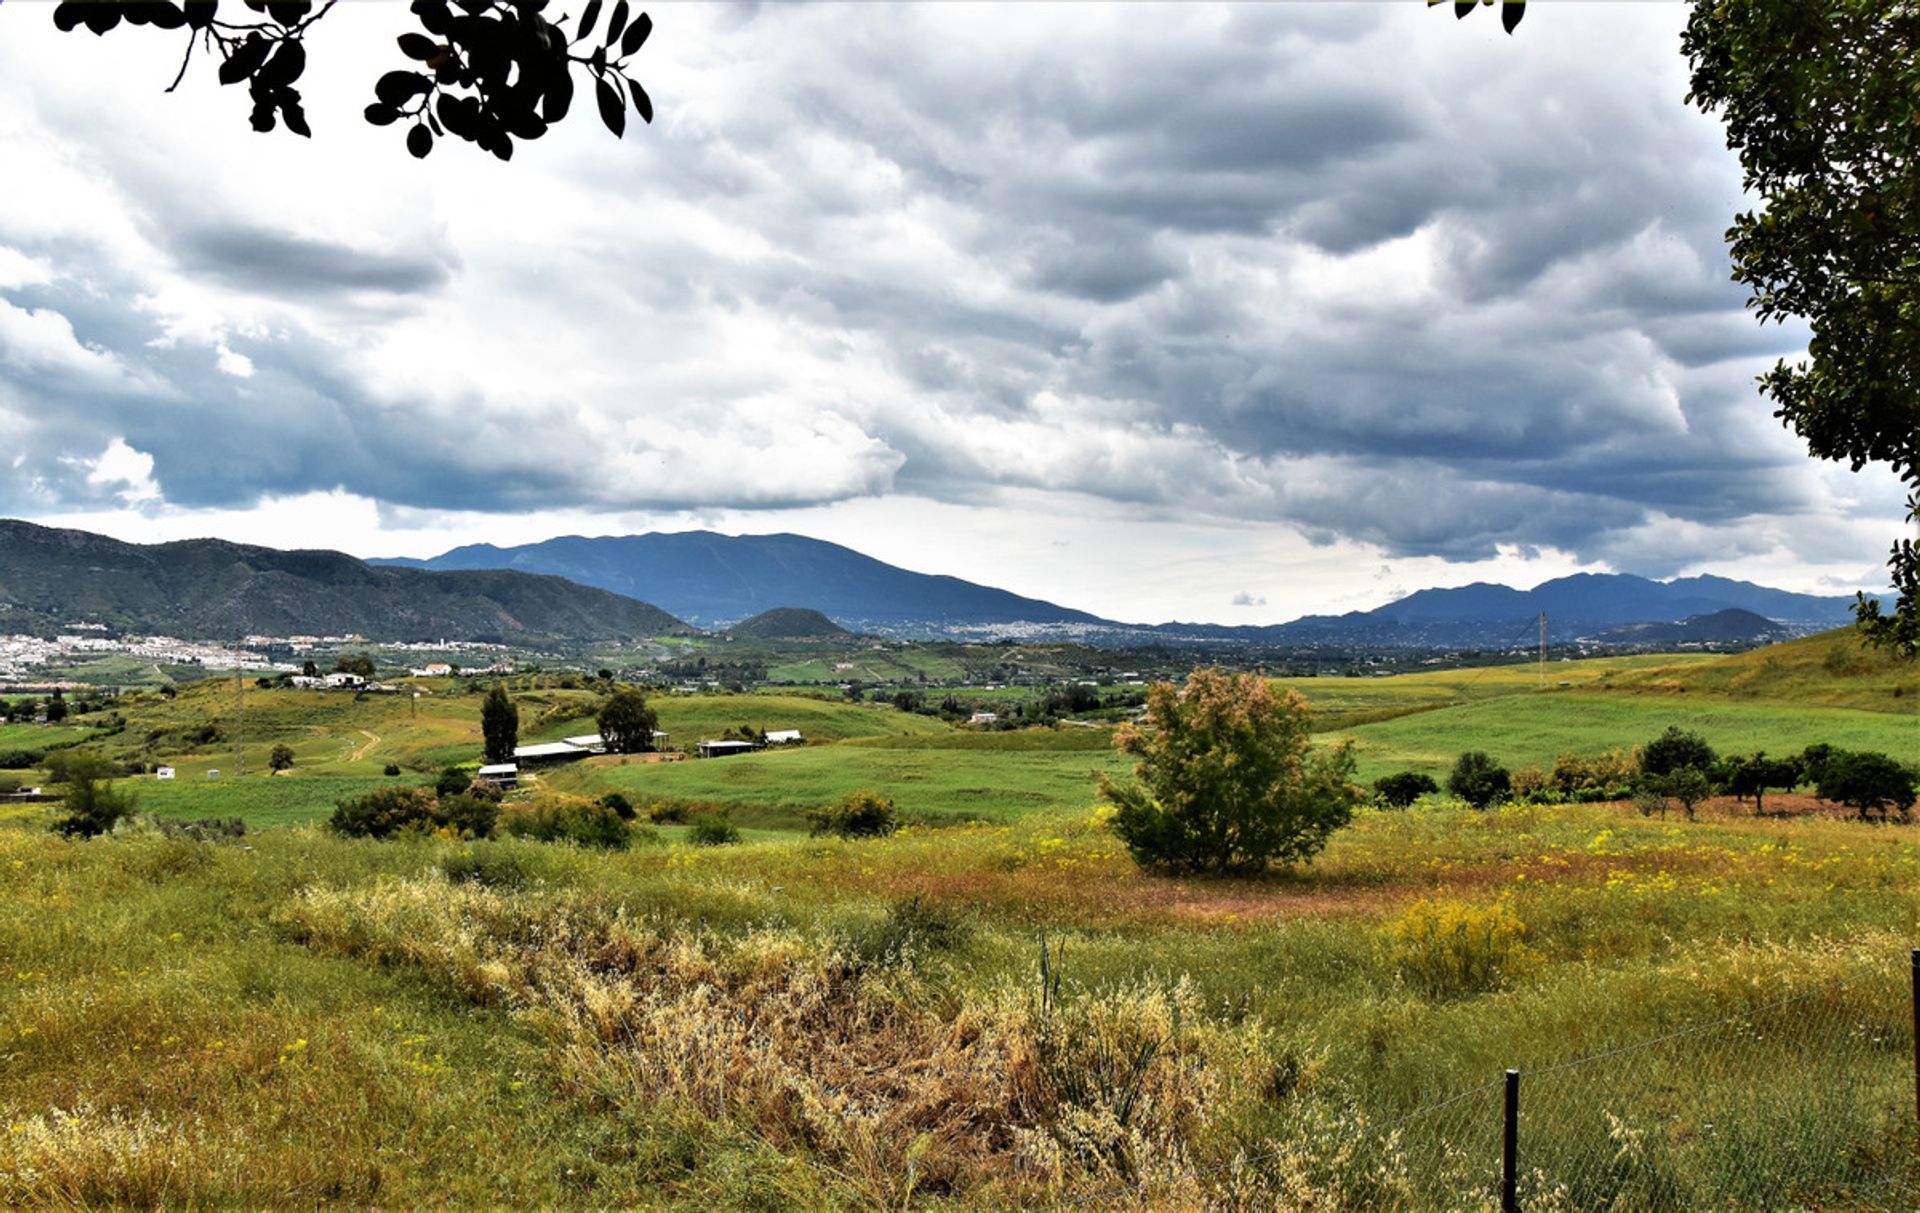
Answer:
[0,2,1906,624]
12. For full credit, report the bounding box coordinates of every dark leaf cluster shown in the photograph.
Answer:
[48,0,652,159]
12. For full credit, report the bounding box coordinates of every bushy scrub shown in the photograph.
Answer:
[687,814,740,847]
[49,754,137,838]
[1100,668,1359,874]
[806,790,899,838]
[848,894,972,967]
[1446,751,1511,809]
[499,795,632,849]
[1372,771,1437,809]
[155,816,246,842]
[1385,898,1537,999]
[328,785,492,840]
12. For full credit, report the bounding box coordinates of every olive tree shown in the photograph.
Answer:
[1098,668,1359,875]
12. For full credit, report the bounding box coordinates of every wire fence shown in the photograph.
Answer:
[1048,949,1920,1211]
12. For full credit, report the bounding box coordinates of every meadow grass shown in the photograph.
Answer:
[2,802,1914,1208]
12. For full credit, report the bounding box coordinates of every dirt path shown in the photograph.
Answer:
[350,729,380,763]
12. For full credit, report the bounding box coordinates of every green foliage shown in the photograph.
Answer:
[1814,750,1918,823]
[596,687,658,753]
[687,814,741,847]
[1658,766,1715,823]
[48,753,136,838]
[847,894,972,967]
[1373,771,1439,809]
[597,791,635,820]
[268,743,296,772]
[435,766,473,798]
[382,763,402,777]
[805,790,899,838]
[1643,725,1717,779]
[1683,1,1920,656]
[332,654,377,679]
[1722,751,1803,816]
[328,785,493,840]
[481,685,518,764]
[1446,751,1511,809]
[499,795,632,849]
[1099,668,1359,874]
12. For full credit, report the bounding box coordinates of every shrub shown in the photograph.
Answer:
[598,791,635,820]
[0,749,43,769]
[1657,766,1714,822]
[49,755,137,839]
[806,790,900,838]
[499,795,630,849]
[1511,764,1552,800]
[646,799,688,825]
[155,816,246,842]
[382,763,402,777]
[688,814,741,846]
[435,766,473,798]
[1373,771,1438,809]
[1385,898,1536,999]
[436,792,501,839]
[1446,751,1511,809]
[268,743,295,772]
[328,786,443,839]
[1099,668,1359,874]
[1633,786,1670,818]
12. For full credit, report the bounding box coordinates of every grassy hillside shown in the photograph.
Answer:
[1593,627,1920,711]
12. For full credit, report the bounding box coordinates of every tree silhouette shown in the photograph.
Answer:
[43,0,652,161]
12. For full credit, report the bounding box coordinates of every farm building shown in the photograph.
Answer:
[697,739,758,759]
[512,741,590,766]
[475,763,517,789]
[155,766,175,780]
[290,675,324,689]
[764,729,803,745]
[969,712,998,725]
[408,663,454,677]
[323,672,365,689]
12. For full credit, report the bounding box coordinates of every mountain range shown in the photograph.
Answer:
[374,531,1103,631]
[379,529,1871,648]
[0,520,688,642]
[0,519,1876,650]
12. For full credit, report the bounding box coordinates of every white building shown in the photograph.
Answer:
[323,672,365,689]
[155,766,175,780]
[969,712,998,726]
[764,729,803,745]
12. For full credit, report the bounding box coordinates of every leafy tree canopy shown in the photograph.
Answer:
[1446,751,1511,810]
[44,0,653,161]
[480,684,518,764]
[595,686,657,754]
[1098,668,1360,874]
[1683,1,1919,656]
[1641,725,1716,779]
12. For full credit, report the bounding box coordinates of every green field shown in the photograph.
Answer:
[555,741,1127,829]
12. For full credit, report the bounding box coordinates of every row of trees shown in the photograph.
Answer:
[1381,726,1918,824]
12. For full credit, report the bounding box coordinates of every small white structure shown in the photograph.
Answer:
[561,733,608,754]
[475,763,517,789]
[409,663,454,677]
[206,769,220,780]
[155,766,176,780]
[323,672,365,689]
[764,729,803,745]
[513,741,587,765]
[698,739,758,759]
[969,712,998,726]
[290,675,325,689]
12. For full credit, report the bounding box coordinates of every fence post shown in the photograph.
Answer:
[1502,1068,1519,1213]
[1911,947,1918,1128]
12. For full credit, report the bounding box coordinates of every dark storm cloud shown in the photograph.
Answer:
[172,224,458,297]
[0,2,1884,583]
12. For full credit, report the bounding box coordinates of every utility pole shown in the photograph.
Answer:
[1538,611,1547,688]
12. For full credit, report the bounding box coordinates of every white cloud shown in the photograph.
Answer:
[79,437,161,505]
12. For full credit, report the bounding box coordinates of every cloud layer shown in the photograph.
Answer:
[0,3,1905,620]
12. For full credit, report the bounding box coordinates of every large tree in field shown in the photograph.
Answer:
[595,686,657,754]
[1098,668,1360,875]
[1683,2,1920,656]
[480,684,518,764]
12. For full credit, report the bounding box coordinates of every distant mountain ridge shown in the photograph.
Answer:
[0,519,689,642]
[376,529,1870,648]
[376,531,1104,632]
